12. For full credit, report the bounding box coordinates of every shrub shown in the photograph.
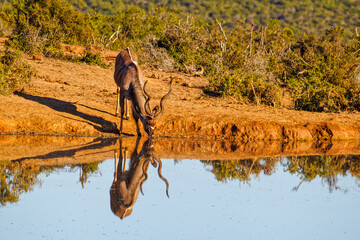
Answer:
[2,0,93,54]
[100,6,209,70]
[81,51,107,67]
[207,69,281,106]
[206,20,289,106]
[207,22,360,111]
[0,49,36,95]
[282,27,360,111]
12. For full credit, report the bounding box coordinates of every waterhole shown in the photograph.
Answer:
[0,136,359,240]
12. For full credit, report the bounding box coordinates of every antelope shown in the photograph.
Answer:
[114,48,173,136]
[110,138,169,219]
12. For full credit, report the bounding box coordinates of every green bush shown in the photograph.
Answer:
[2,0,93,54]
[206,20,291,107]
[0,49,36,95]
[81,51,107,67]
[207,70,281,106]
[282,27,360,111]
[207,22,360,111]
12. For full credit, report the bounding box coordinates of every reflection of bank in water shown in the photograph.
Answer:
[2,135,360,163]
[0,160,102,206]
[202,154,360,192]
[110,138,169,220]
[0,136,117,206]
[1,136,360,206]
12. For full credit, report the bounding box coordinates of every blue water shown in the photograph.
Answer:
[1,159,359,240]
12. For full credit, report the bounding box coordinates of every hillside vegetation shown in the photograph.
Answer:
[0,0,360,112]
[68,0,360,36]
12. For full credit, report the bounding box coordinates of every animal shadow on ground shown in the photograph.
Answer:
[15,92,118,134]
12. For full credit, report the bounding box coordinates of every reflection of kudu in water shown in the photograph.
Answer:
[110,138,169,219]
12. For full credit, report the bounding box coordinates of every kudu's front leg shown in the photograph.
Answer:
[119,94,125,135]
[116,87,120,117]
[125,99,130,120]
[132,108,142,137]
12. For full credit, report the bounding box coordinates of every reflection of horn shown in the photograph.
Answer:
[139,160,149,195]
[140,181,145,196]
[154,157,170,198]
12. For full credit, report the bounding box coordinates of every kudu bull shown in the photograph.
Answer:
[110,138,169,219]
[114,48,173,136]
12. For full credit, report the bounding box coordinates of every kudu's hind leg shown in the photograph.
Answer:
[113,150,118,182]
[114,138,123,182]
[117,88,130,120]
[116,87,120,117]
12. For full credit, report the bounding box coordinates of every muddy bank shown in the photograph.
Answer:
[2,135,359,167]
[156,118,360,141]
[0,57,360,141]
[2,115,360,142]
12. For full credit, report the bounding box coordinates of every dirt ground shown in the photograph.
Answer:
[1,55,360,141]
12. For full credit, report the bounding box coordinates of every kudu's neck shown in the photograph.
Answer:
[129,63,148,116]
[127,48,146,113]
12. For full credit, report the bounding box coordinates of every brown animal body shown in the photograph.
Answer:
[114,48,172,136]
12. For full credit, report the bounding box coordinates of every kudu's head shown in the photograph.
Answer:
[140,80,173,137]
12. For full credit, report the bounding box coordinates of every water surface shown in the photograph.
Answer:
[0,137,359,240]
